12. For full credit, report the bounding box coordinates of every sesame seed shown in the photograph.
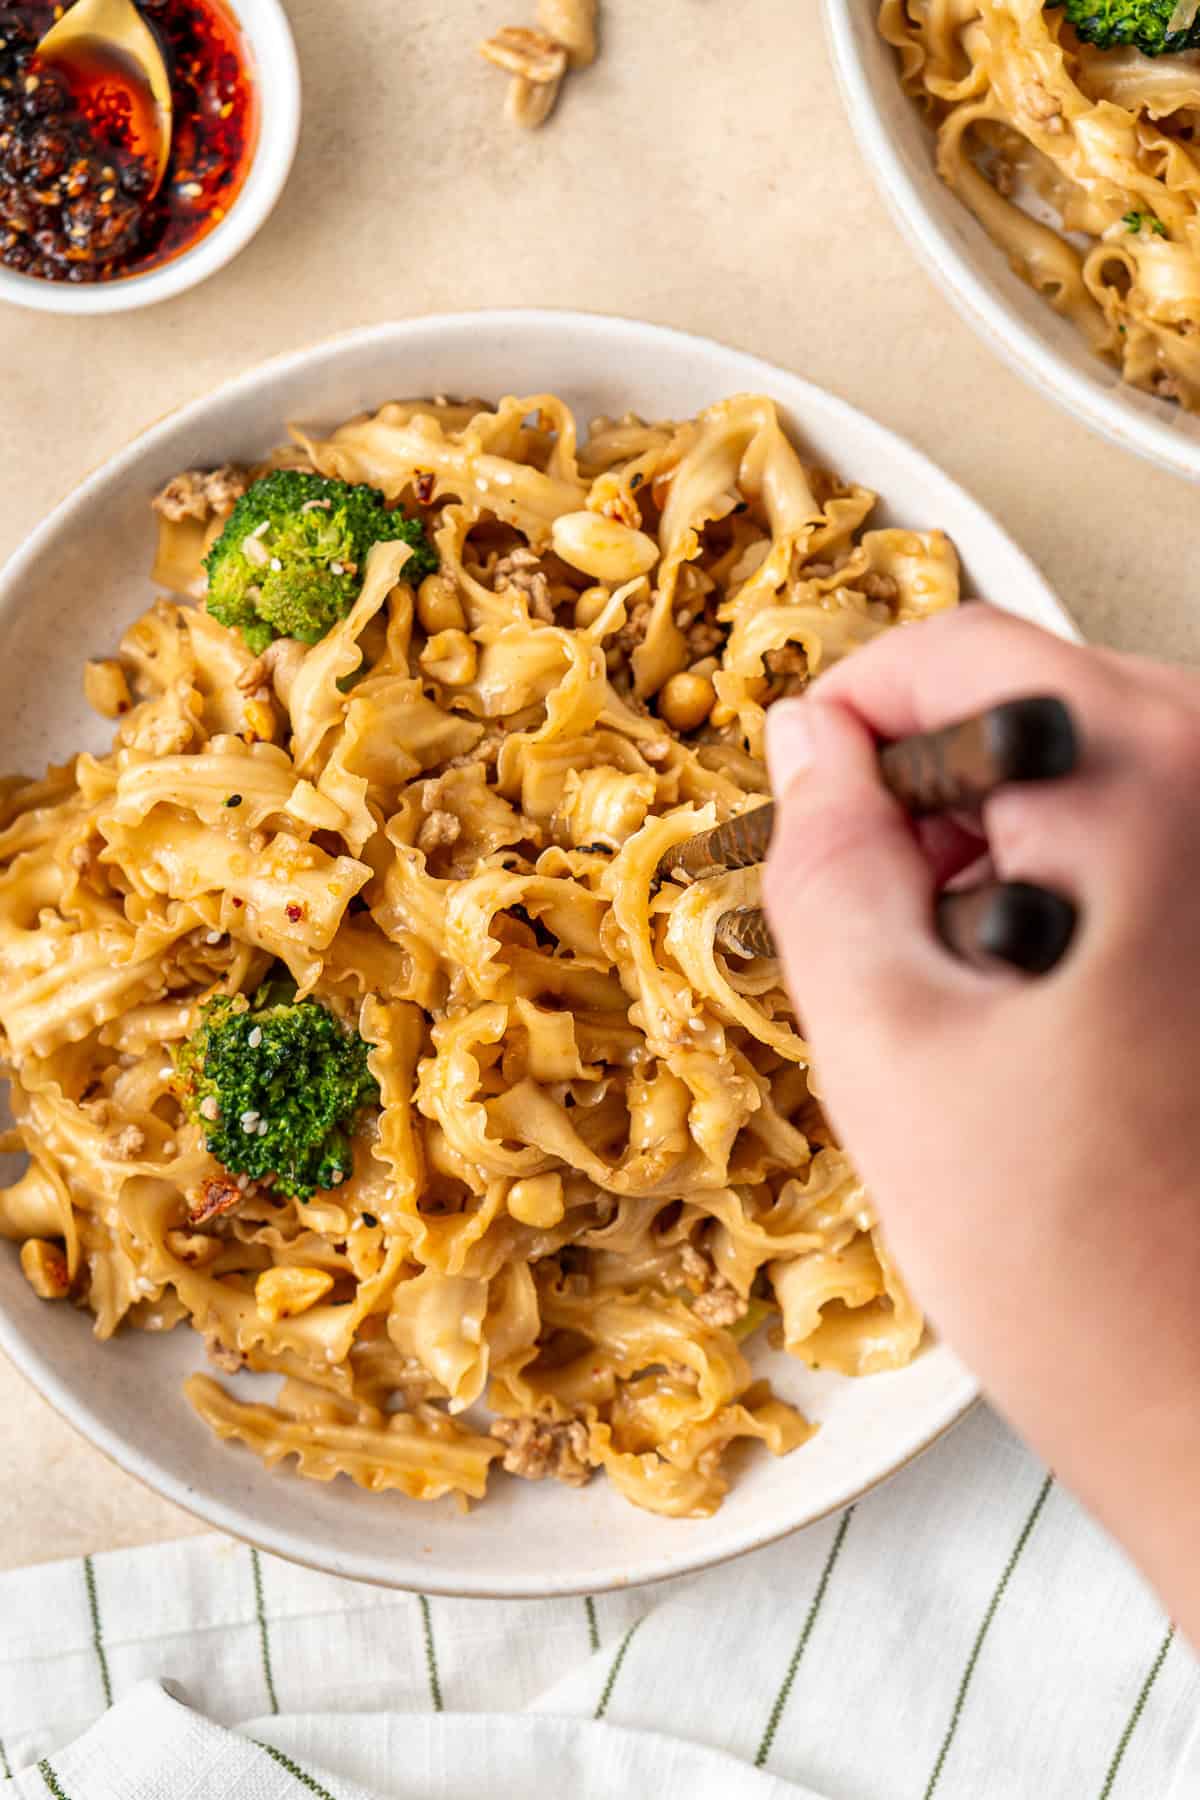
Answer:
[240,1110,260,1131]
[162,1140,177,1158]
[23,74,38,93]
[100,187,115,204]
[205,930,222,945]
[257,1119,269,1136]
[247,1026,263,1048]
[180,180,203,198]
[330,561,344,575]
[331,1169,345,1184]
[250,520,269,538]
[199,1096,220,1121]
[236,1173,250,1191]
[269,557,282,571]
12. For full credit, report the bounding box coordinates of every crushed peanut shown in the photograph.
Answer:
[255,1264,335,1323]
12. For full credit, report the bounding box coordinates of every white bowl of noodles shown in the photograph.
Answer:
[823,0,1200,484]
[0,312,1073,1597]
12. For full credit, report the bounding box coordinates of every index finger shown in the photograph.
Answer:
[812,604,1111,742]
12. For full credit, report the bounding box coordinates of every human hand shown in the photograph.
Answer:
[763,604,1200,1633]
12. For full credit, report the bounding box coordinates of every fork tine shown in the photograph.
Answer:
[655,802,775,885]
[657,695,1077,891]
[713,905,777,960]
[663,694,1080,975]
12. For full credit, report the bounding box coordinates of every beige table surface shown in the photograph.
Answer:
[1,0,1197,1575]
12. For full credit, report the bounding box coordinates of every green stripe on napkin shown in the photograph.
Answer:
[82,1558,111,1711]
[756,1506,854,1768]
[256,1741,339,1798]
[594,1618,643,1720]
[924,1474,1054,1799]
[1099,1624,1176,1799]
[419,1596,443,1711]
[251,1548,280,1715]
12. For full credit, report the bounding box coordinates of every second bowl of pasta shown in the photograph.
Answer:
[0,311,1071,1596]
[824,0,1200,483]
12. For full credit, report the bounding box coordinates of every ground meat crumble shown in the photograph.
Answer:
[861,571,899,604]
[612,595,652,659]
[417,806,463,855]
[679,1242,749,1329]
[491,1416,593,1485]
[494,546,555,622]
[104,1124,146,1161]
[152,465,249,523]
[762,643,809,699]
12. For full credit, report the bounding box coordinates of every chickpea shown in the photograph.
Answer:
[659,670,716,733]
[417,572,465,635]
[574,585,611,629]
[419,628,477,686]
[507,1172,566,1227]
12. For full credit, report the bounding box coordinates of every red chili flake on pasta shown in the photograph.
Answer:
[285,902,304,922]
[413,471,435,505]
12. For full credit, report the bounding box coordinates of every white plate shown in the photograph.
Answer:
[822,0,1200,484]
[0,311,1070,1596]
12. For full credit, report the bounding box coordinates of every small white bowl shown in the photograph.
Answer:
[0,311,1074,1595]
[822,0,1200,484]
[0,0,299,316]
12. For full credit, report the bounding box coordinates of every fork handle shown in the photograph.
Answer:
[657,694,1078,886]
[715,880,1077,974]
[878,695,1077,817]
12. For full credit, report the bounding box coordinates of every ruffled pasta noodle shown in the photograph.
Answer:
[881,0,1200,405]
[0,390,957,1518]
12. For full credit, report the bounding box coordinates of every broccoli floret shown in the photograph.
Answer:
[1047,0,1200,54]
[202,470,437,653]
[175,980,379,1200]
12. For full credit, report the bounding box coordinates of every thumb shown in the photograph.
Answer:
[762,697,944,1031]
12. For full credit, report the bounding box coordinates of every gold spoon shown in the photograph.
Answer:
[36,0,172,198]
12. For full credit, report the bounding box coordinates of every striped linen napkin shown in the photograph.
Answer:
[1,1406,1197,1800]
